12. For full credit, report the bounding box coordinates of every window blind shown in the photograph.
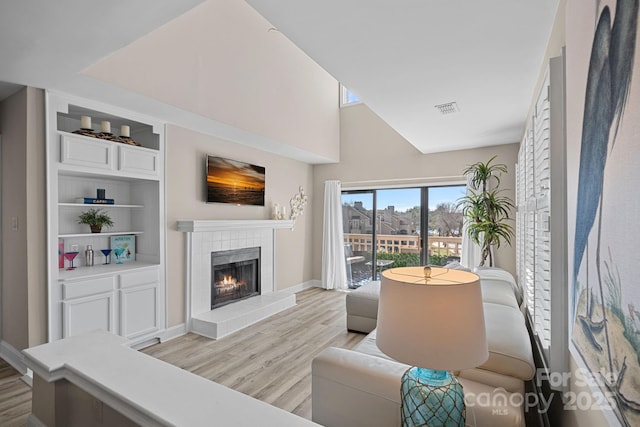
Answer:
[515,54,568,390]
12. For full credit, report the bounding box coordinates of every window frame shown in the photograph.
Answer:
[339,84,362,108]
[342,184,465,283]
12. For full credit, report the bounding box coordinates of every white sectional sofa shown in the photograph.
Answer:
[312,268,535,427]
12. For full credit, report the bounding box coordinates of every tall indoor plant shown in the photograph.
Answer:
[457,155,514,267]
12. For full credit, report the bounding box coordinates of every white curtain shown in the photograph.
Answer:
[460,221,482,269]
[460,176,482,269]
[321,180,348,290]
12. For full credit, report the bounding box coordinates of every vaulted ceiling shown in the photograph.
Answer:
[0,0,559,156]
[246,0,560,153]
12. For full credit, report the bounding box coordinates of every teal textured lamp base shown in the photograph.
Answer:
[400,367,465,427]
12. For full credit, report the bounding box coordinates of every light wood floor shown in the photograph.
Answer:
[142,287,365,419]
[0,358,31,426]
[0,287,365,425]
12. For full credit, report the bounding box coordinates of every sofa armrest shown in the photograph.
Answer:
[312,347,404,427]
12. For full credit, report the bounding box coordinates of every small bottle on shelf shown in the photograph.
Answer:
[85,245,94,267]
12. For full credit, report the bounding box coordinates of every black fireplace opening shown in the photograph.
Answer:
[211,247,260,309]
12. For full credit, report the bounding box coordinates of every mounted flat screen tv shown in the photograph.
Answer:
[206,155,265,206]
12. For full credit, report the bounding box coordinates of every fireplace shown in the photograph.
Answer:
[211,247,261,309]
[179,220,297,339]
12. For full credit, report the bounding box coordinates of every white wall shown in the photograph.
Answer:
[313,104,520,279]
[165,125,314,327]
[84,0,340,163]
[0,87,47,350]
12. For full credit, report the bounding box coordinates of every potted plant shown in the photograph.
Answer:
[77,208,114,233]
[457,155,514,267]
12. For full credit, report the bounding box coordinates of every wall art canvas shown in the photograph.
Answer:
[206,155,265,206]
[568,1,640,425]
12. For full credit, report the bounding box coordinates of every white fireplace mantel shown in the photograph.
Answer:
[177,219,294,233]
[179,219,296,339]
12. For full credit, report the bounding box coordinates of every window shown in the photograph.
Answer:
[342,185,465,288]
[340,84,361,107]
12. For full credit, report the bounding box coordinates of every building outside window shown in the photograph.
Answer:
[341,185,465,288]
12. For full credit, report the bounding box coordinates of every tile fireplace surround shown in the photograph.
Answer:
[177,220,295,339]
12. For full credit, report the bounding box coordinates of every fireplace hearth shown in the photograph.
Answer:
[211,247,260,309]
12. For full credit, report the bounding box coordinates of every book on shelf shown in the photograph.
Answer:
[76,197,115,204]
[110,235,136,263]
[58,238,64,269]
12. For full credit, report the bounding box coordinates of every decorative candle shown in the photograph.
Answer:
[120,125,130,137]
[80,115,92,130]
[101,121,111,133]
[272,203,280,220]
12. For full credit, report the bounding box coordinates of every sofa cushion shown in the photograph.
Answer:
[475,302,535,380]
[480,279,520,310]
[475,268,523,306]
[458,377,524,427]
[347,281,381,304]
[353,329,397,362]
[346,281,381,333]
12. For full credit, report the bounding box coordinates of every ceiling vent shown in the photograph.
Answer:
[435,102,460,115]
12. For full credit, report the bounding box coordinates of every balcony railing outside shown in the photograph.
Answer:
[344,233,462,258]
[344,233,463,287]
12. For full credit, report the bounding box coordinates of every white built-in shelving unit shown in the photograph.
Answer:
[46,92,166,344]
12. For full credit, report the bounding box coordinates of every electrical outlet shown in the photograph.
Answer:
[71,244,79,252]
[11,217,18,231]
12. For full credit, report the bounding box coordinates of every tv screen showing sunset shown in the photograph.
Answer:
[207,156,265,206]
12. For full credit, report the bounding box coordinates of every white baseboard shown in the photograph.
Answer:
[0,339,28,375]
[127,323,187,349]
[20,369,33,387]
[158,323,187,343]
[21,368,33,387]
[277,280,321,295]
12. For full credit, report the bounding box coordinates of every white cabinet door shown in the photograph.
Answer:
[59,133,159,179]
[118,145,159,178]
[61,276,116,338]
[60,134,115,171]
[119,268,160,339]
[119,284,159,339]
[63,292,115,338]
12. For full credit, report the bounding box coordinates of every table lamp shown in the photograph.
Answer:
[376,266,488,426]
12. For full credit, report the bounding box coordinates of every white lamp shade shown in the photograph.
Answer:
[376,266,489,371]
